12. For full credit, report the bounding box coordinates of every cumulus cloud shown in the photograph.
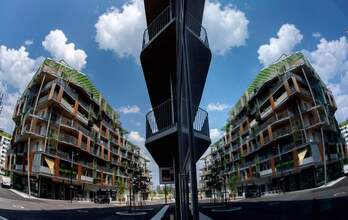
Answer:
[95,0,145,60]
[42,29,87,70]
[24,40,34,46]
[258,24,303,66]
[207,102,229,111]
[127,130,145,147]
[312,32,321,38]
[203,0,249,55]
[303,36,348,121]
[0,45,43,132]
[118,105,141,114]
[0,45,42,91]
[95,0,248,61]
[210,128,224,142]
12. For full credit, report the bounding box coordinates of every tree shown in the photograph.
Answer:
[116,178,125,201]
[228,175,238,200]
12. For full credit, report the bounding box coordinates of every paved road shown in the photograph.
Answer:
[1,178,347,220]
[0,205,164,220]
[200,177,348,220]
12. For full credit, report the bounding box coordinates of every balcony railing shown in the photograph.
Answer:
[186,13,209,47]
[142,5,174,48]
[146,99,209,139]
[142,6,209,49]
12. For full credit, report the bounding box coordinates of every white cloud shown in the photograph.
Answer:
[203,0,249,55]
[210,128,223,142]
[24,40,34,46]
[42,29,87,70]
[95,0,145,60]
[312,32,321,38]
[95,0,248,61]
[127,131,145,147]
[258,24,303,66]
[118,105,140,114]
[0,88,20,133]
[303,36,348,122]
[207,102,229,111]
[0,45,42,91]
[304,37,348,83]
[0,45,42,132]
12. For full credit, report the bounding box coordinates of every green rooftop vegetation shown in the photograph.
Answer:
[0,129,12,139]
[339,120,348,127]
[228,52,309,125]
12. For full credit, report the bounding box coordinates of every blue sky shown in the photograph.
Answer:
[1,0,348,186]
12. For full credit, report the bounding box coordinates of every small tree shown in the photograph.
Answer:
[116,178,125,201]
[228,175,238,200]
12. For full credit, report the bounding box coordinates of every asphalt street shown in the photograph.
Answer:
[0,177,347,220]
[200,177,348,220]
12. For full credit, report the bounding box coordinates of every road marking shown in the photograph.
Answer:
[77,210,89,213]
[333,192,346,197]
[268,202,280,206]
[0,216,9,220]
[211,206,242,212]
[12,204,24,209]
[115,211,147,216]
[151,205,169,220]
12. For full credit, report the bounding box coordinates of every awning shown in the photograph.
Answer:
[44,157,55,174]
[298,149,307,163]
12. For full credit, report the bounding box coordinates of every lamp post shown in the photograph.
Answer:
[70,151,78,203]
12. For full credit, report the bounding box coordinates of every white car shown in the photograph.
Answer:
[344,164,348,175]
[1,176,11,188]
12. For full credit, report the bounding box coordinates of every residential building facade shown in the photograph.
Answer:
[5,58,151,200]
[339,121,348,147]
[200,52,347,198]
[0,129,11,171]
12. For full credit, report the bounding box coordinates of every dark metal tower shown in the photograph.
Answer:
[140,0,211,219]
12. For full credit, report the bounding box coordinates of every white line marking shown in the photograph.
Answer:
[212,206,242,212]
[0,216,9,220]
[333,192,346,197]
[115,211,147,216]
[151,205,169,220]
[77,210,89,213]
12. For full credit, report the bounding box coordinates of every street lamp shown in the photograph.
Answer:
[70,151,78,203]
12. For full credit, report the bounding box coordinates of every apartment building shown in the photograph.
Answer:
[339,121,348,146]
[5,58,151,200]
[0,129,11,171]
[200,52,346,197]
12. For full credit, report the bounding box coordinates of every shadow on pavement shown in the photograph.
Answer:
[199,196,348,220]
[0,204,164,220]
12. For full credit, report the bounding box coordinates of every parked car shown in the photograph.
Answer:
[245,184,261,198]
[344,164,348,175]
[1,175,12,188]
[94,190,110,204]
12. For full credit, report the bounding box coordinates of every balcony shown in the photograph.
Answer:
[259,168,272,177]
[81,175,93,182]
[142,5,174,49]
[61,98,74,112]
[59,133,77,146]
[146,99,209,139]
[274,92,288,107]
[142,5,209,50]
[299,156,314,166]
[260,106,272,119]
